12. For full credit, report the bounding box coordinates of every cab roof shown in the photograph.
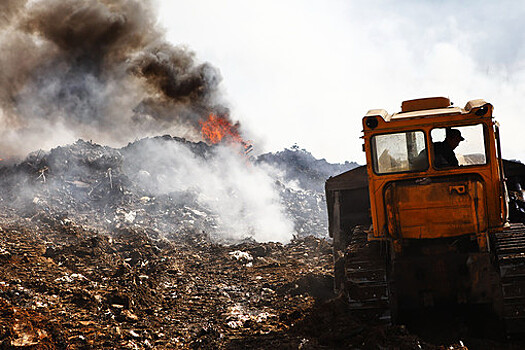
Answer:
[364,97,489,122]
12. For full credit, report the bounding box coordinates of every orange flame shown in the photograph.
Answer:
[199,113,240,144]
[199,113,253,155]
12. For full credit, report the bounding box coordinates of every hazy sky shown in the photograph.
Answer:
[157,0,525,164]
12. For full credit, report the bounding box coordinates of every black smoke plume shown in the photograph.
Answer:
[0,0,227,158]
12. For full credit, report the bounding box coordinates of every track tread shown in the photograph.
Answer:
[494,223,525,336]
[343,228,390,323]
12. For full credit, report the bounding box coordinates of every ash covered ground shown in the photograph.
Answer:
[0,136,520,349]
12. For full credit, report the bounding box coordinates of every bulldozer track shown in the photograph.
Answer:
[494,223,525,335]
[344,228,390,323]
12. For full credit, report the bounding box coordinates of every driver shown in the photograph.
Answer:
[433,128,464,168]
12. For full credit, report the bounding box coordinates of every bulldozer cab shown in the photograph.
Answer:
[362,97,506,252]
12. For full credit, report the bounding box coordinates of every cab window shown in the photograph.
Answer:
[430,124,486,168]
[372,131,428,174]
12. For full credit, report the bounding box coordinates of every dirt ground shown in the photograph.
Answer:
[1,208,524,349]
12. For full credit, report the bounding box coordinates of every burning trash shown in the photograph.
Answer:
[200,113,253,156]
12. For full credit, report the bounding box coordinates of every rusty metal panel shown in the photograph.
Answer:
[385,176,487,239]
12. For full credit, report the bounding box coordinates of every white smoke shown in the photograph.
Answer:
[123,139,295,243]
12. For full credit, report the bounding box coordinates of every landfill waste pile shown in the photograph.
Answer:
[0,137,351,243]
[257,147,359,237]
[0,137,520,349]
[256,146,359,193]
